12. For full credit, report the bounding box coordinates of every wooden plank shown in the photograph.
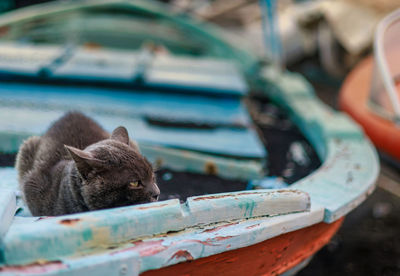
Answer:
[140,144,264,180]
[0,207,326,275]
[52,47,139,82]
[0,82,250,127]
[1,190,311,265]
[0,43,63,76]
[145,69,248,96]
[0,106,265,158]
[151,55,242,75]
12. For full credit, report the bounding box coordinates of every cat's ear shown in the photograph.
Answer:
[111,126,129,145]
[65,145,104,179]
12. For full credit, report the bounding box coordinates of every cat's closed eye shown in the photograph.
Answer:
[129,180,143,189]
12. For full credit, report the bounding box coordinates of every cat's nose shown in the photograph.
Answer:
[151,183,160,201]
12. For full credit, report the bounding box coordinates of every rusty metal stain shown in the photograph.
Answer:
[204,161,218,175]
[168,250,194,262]
[0,260,67,274]
[59,218,80,226]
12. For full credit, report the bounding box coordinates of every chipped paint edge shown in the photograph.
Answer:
[1,190,310,265]
[262,68,380,223]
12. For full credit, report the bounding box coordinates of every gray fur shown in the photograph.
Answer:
[15,111,159,216]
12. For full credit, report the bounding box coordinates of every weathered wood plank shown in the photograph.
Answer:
[0,43,63,76]
[52,48,139,82]
[1,190,311,265]
[145,69,247,96]
[0,106,265,158]
[293,138,379,222]
[140,144,264,180]
[0,82,250,127]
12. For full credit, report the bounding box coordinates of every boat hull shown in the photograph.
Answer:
[339,57,400,161]
[142,219,343,276]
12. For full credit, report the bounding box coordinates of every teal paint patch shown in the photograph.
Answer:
[0,82,265,159]
[82,230,93,242]
[260,67,379,223]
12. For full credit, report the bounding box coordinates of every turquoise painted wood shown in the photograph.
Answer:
[1,189,310,265]
[0,43,63,76]
[140,144,264,180]
[145,55,247,95]
[0,0,380,274]
[51,47,248,95]
[262,68,379,222]
[0,82,250,127]
[0,82,266,159]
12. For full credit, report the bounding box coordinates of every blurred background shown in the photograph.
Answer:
[0,0,399,275]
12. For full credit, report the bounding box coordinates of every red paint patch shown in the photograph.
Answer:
[137,203,169,210]
[169,250,194,262]
[192,195,232,201]
[246,223,261,229]
[0,261,67,274]
[111,240,167,257]
[193,192,272,201]
[59,218,80,226]
[202,222,239,233]
[210,236,235,242]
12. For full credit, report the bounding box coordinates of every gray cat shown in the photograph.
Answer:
[16,111,160,216]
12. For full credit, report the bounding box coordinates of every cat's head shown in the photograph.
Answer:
[65,126,160,211]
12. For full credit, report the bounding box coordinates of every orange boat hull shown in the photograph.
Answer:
[339,56,400,161]
[142,218,343,276]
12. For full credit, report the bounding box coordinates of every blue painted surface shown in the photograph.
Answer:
[145,55,247,95]
[0,82,266,158]
[52,48,140,82]
[0,43,63,76]
[0,82,250,126]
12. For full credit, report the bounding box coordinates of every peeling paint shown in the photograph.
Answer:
[137,203,169,210]
[168,250,194,262]
[201,222,239,233]
[59,218,80,226]
[111,240,166,257]
[246,223,261,229]
[0,261,67,274]
[210,236,236,242]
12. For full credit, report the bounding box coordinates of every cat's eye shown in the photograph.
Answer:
[129,181,142,189]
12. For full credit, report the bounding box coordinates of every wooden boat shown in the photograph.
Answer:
[340,8,400,162]
[0,1,379,275]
